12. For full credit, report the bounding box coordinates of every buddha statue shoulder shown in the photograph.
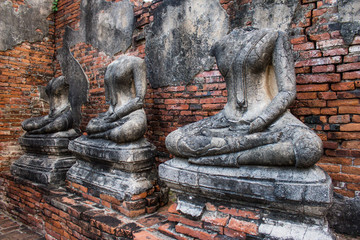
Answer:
[86,55,147,143]
[165,28,323,168]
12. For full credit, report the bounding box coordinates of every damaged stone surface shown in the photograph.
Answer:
[336,0,360,45]
[61,0,134,56]
[327,194,360,236]
[0,0,53,51]
[160,158,333,215]
[228,0,299,31]
[145,0,229,88]
[161,158,335,239]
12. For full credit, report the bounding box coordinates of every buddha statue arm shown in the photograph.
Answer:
[249,31,296,133]
[104,59,147,122]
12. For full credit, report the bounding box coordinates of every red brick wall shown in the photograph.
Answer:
[0,2,54,171]
[288,1,360,198]
[1,0,359,198]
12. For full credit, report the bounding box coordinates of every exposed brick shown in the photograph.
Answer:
[319,157,352,165]
[339,106,360,114]
[341,141,360,149]
[175,224,218,240]
[290,36,307,44]
[168,214,203,229]
[168,203,180,214]
[223,227,246,239]
[312,65,335,73]
[293,42,314,51]
[309,32,330,41]
[322,48,348,56]
[337,62,360,72]
[296,92,318,99]
[343,71,360,80]
[331,82,355,91]
[318,91,336,100]
[201,212,229,227]
[328,99,359,107]
[297,73,340,84]
[297,84,329,92]
[317,39,345,49]
[317,164,341,173]
[329,115,351,124]
[340,123,360,132]
[133,230,162,240]
[295,56,341,67]
[227,218,258,235]
[328,132,360,140]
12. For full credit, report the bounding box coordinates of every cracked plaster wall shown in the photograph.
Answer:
[0,0,53,51]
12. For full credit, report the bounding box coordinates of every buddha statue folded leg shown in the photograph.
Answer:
[186,124,322,168]
[23,109,73,135]
[166,128,282,158]
[22,115,54,132]
[87,109,147,144]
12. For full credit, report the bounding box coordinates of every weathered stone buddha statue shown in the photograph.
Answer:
[166,27,322,168]
[21,76,77,137]
[11,76,81,184]
[67,56,164,217]
[160,28,333,239]
[85,56,147,143]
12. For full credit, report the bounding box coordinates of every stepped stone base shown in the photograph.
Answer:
[11,154,76,185]
[159,158,335,239]
[67,136,166,217]
[11,135,77,185]
[67,160,158,202]
[68,136,156,172]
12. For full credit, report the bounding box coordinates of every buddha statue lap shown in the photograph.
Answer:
[166,28,323,168]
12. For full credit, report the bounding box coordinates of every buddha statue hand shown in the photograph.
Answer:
[249,116,267,133]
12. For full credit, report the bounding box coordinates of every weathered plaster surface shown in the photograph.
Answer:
[63,0,134,56]
[0,0,53,51]
[229,0,299,31]
[145,0,229,88]
[337,0,360,44]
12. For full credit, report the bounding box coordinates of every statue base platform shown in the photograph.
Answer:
[67,136,167,217]
[159,158,334,239]
[11,134,77,185]
[68,136,155,172]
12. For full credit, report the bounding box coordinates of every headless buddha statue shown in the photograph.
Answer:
[86,56,147,143]
[166,28,323,168]
[22,76,75,136]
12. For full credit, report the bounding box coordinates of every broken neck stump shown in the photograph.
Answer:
[160,28,334,239]
[67,56,168,218]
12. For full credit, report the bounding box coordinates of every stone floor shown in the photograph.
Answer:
[0,209,359,240]
[0,211,44,240]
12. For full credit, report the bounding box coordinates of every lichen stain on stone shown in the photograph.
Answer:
[0,0,53,51]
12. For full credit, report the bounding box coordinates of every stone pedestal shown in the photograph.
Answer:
[11,134,77,185]
[159,158,335,240]
[67,136,167,217]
